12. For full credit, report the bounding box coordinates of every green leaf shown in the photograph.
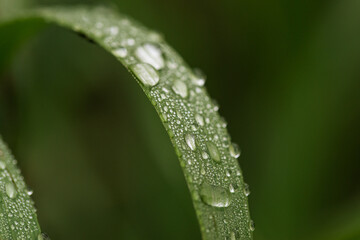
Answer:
[0,5,253,239]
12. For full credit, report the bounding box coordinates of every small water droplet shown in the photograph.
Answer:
[113,47,128,58]
[135,43,165,70]
[27,187,34,196]
[5,182,17,199]
[125,38,135,46]
[0,160,6,170]
[185,133,196,151]
[206,142,221,162]
[212,99,219,111]
[202,152,209,159]
[229,143,241,158]
[201,167,206,175]
[108,26,119,36]
[250,220,255,231]
[172,80,188,98]
[38,232,51,240]
[200,183,231,208]
[244,183,250,196]
[229,184,235,193]
[195,114,204,126]
[130,63,159,87]
[192,68,206,86]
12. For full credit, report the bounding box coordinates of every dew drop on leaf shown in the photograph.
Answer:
[134,43,165,70]
[108,26,119,36]
[192,68,206,86]
[200,183,231,208]
[229,143,241,158]
[229,184,235,193]
[195,114,204,126]
[5,182,17,199]
[113,47,128,58]
[172,80,188,98]
[38,232,51,240]
[185,133,196,151]
[26,187,34,196]
[202,151,209,160]
[250,220,255,231]
[130,63,159,87]
[244,183,250,196]
[0,160,6,169]
[206,142,221,162]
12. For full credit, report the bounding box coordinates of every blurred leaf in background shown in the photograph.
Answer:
[0,0,360,239]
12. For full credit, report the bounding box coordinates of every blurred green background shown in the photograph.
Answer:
[1,0,360,239]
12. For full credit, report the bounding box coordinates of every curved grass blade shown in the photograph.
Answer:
[0,6,253,239]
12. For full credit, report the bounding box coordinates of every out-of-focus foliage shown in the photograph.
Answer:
[0,0,359,240]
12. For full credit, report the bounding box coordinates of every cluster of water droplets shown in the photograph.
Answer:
[37,6,253,239]
[0,139,42,239]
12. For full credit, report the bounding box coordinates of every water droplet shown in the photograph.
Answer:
[202,152,209,159]
[212,99,219,111]
[125,38,135,46]
[135,43,165,70]
[113,47,128,58]
[130,63,159,87]
[229,184,235,193]
[38,232,51,240]
[200,183,231,208]
[192,68,206,86]
[185,133,196,151]
[244,183,250,196]
[172,80,188,98]
[5,182,17,199]
[195,114,204,126]
[201,167,206,175]
[206,142,221,162]
[27,187,34,196]
[250,220,255,231]
[0,160,6,170]
[229,143,241,158]
[108,26,119,36]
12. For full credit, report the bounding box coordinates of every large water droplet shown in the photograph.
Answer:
[200,183,231,208]
[135,43,165,70]
[229,143,241,158]
[130,63,159,87]
[5,182,17,199]
[0,160,6,170]
[172,80,188,98]
[206,142,221,162]
[185,133,196,151]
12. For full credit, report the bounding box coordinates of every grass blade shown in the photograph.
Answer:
[0,6,253,239]
[0,137,42,239]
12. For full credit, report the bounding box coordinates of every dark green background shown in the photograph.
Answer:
[1,0,360,239]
